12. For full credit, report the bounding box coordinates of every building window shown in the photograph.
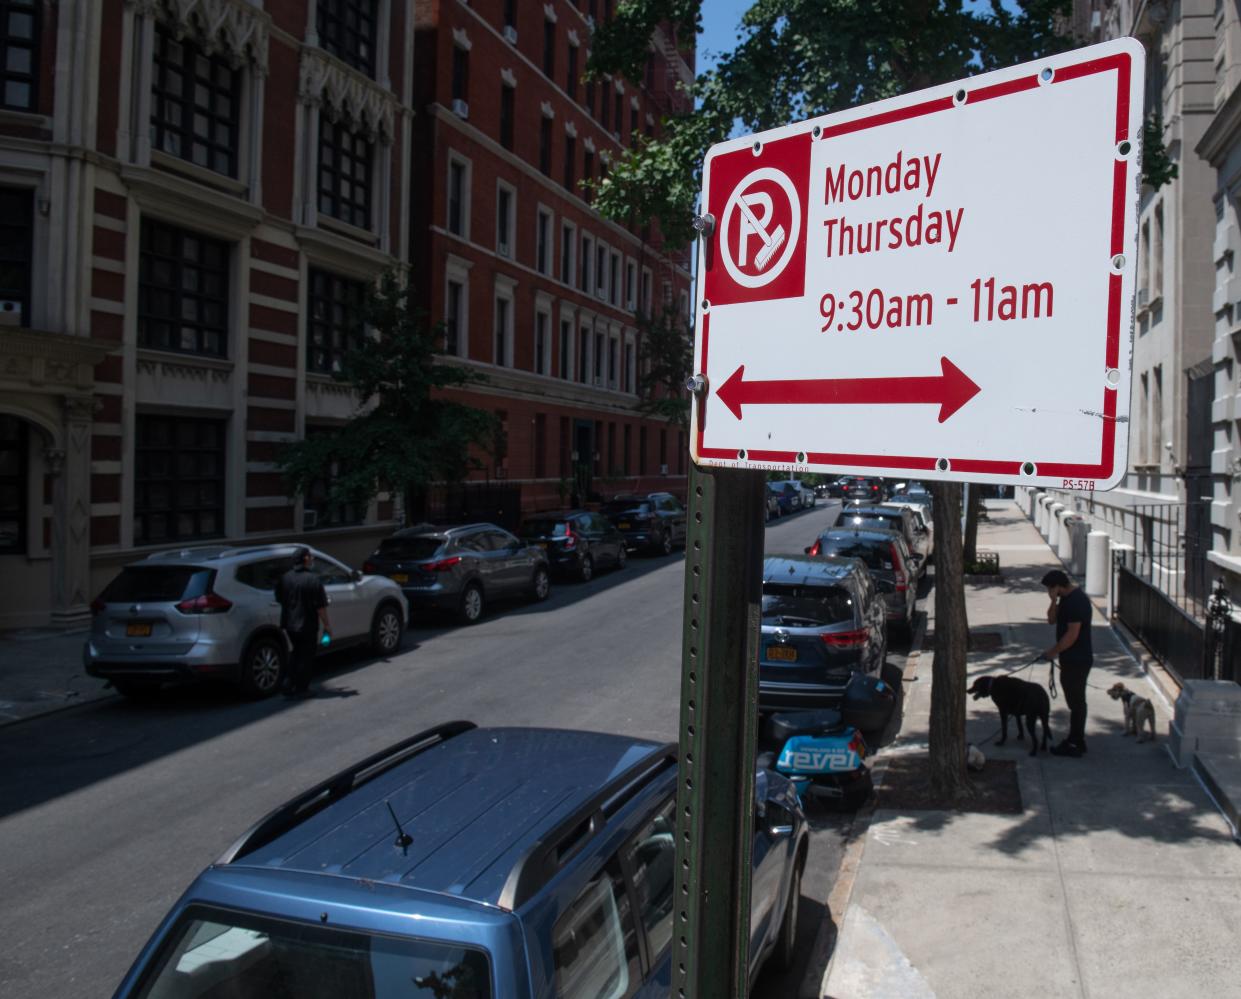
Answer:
[559,318,572,379]
[536,208,552,275]
[503,0,517,29]
[610,252,620,307]
[447,157,468,236]
[630,102,639,144]
[307,269,365,375]
[318,114,372,229]
[608,336,618,388]
[594,331,604,383]
[583,148,594,201]
[138,218,229,357]
[596,244,607,300]
[625,260,636,311]
[614,91,624,139]
[535,310,549,375]
[539,115,552,175]
[0,416,26,555]
[495,293,511,366]
[305,426,364,528]
[624,342,634,393]
[543,17,556,77]
[134,414,225,544]
[560,220,575,284]
[580,234,593,293]
[585,78,595,117]
[578,325,590,383]
[0,0,37,111]
[563,133,576,191]
[496,183,514,257]
[452,43,469,103]
[151,27,240,177]
[499,83,515,150]
[444,278,464,355]
[601,81,611,130]
[566,43,578,100]
[0,186,32,326]
[317,0,378,77]
[640,268,652,315]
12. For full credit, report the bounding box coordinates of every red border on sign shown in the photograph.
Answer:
[697,52,1132,480]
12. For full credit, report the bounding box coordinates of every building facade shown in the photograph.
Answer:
[410,0,695,522]
[0,0,415,629]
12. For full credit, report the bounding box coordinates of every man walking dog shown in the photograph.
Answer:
[1041,569,1092,757]
[275,547,331,697]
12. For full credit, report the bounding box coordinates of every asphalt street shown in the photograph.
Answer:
[0,496,911,998]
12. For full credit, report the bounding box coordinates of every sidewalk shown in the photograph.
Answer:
[0,627,113,725]
[821,500,1241,999]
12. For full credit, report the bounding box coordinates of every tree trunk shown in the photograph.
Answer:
[928,481,975,801]
[962,483,982,565]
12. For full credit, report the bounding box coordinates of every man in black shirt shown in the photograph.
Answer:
[1041,568,1093,757]
[275,547,331,697]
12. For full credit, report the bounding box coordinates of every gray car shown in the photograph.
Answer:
[362,522,551,624]
[85,544,406,699]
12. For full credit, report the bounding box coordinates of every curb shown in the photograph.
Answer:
[801,612,928,999]
[0,689,118,730]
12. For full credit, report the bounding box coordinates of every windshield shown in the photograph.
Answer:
[602,501,650,516]
[102,567,211,603]
[761,583,854,627]
[522,519,569,537]
[839,514,900,532]
[376,537,444,561]
[134,906,491,999]
[817,539,893,570]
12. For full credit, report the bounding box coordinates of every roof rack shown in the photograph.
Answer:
[218,721,477,864]
[497,743,677,911]
[142,542,300,562]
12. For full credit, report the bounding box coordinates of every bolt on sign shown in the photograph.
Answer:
[690,39,1145,491]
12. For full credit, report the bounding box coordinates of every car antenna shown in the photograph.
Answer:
[385,800,413,850]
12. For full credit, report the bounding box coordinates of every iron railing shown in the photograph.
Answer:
[1111,501,1212,622]
[1115,566,1207,684]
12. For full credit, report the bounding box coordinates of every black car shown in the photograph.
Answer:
[363,523,550,623]
[840,476,887,502]
[519,510,627,580]
[832,504,928,577]
[815,478,848,499]
[602,492,687,554]
[807,528,917,639]
[759,554,887,710]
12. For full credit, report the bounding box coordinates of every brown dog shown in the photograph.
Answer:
[1108,682,1157,743]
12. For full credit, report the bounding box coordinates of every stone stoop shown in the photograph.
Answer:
[1191,753,1241,841]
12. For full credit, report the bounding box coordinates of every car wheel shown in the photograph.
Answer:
[659,531,673,556]
[370,602,403,655]
[112,679,160,701]
[579,555,594,582]
[459,583,485,624]
[529,566,551,601]
[771,856,803,972]
[240,635,286,699]
[841,771,875,811]
[615,546,628,570]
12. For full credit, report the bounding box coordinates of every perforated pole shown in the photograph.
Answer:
[672,462,766,998]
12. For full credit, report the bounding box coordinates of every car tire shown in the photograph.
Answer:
[771,855,803,972]
[659,531,673,556]
[112,679,160,701]
[615,546,628,570]
[370,602,404,656]
[842,772,875,811]
[529,566,551,602]
[579,555,594,582]
[240,634,286,699]
[459,583,485,624]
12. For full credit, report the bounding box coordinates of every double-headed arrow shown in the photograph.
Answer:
[716,356,981,423]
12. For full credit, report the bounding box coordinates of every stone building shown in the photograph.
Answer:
[410,0,695,520]
[0,0,415,629]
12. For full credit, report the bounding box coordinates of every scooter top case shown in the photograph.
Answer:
[765,708,847,744]
[840,673,897,744]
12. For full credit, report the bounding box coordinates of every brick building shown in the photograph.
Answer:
[410,0,695,523]
[0,0,415,628]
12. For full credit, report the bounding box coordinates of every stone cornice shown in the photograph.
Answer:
[1197,84,1241,166]
[298,47,397,142]
[128,0,271,74]
[0,328,118,365]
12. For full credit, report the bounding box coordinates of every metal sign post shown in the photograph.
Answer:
[672,461,767,998]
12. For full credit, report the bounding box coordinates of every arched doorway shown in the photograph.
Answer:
[0,416,28,556]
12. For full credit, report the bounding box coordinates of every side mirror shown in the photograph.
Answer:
[352,568,364,582]
[804,546,813,555]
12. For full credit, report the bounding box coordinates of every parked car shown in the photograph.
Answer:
[774,481,804,511]
[791,481,817,508]
[109,722,809,998]
[765,488,783,521]
[840,476,887,502]
[363,523,550,624]
[815,478,848,499]
[85,544,406,699]
[601,492,687,554]
[759,554,888,711]
[519,510,627,580]
[832,505,928,577]
[806,528,918,639]
[883,501,934,565]
[767,482,795,517]
[888,490,933,523]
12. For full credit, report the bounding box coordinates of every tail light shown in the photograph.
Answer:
[176,592,233,614]
[90,598,106,616]
[807,539,822,557]
[563,526,577,550]
[424,556,462,572]
[821,628,868,649]
[892,545,908,591]
[848,731,868,757]
[362,561,376,574]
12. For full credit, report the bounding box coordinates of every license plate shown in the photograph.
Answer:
[618,522,632,530]
[390,573,409,584]
[126,623,153,637]
[767,646,798,662]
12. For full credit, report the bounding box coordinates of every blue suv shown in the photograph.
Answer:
[111,722,808,998]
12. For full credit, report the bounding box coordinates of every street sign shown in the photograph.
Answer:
[690,39,1145,491]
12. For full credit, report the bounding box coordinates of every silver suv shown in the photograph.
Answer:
[85,544,406,699]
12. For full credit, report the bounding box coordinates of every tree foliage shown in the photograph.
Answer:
[1142,110,1179,191]
[635,305,695,428]
[278,274,497,515]
[589,0,1074,246]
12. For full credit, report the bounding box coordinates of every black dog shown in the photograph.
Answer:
[967,675,1052,756]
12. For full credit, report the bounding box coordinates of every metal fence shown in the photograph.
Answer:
[413,483,524,532]
[1115,567,1207,684]
[1112,501,1212,622]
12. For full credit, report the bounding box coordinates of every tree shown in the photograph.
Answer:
[589,0,1073,800]
[279,274,498,519]
[636,305,694,429]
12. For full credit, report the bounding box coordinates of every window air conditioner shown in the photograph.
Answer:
[660,463,668,476]
[503,25,518,43]
[451,98,470,119]
[303,509,319,529]
[1136,288,1149,308]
